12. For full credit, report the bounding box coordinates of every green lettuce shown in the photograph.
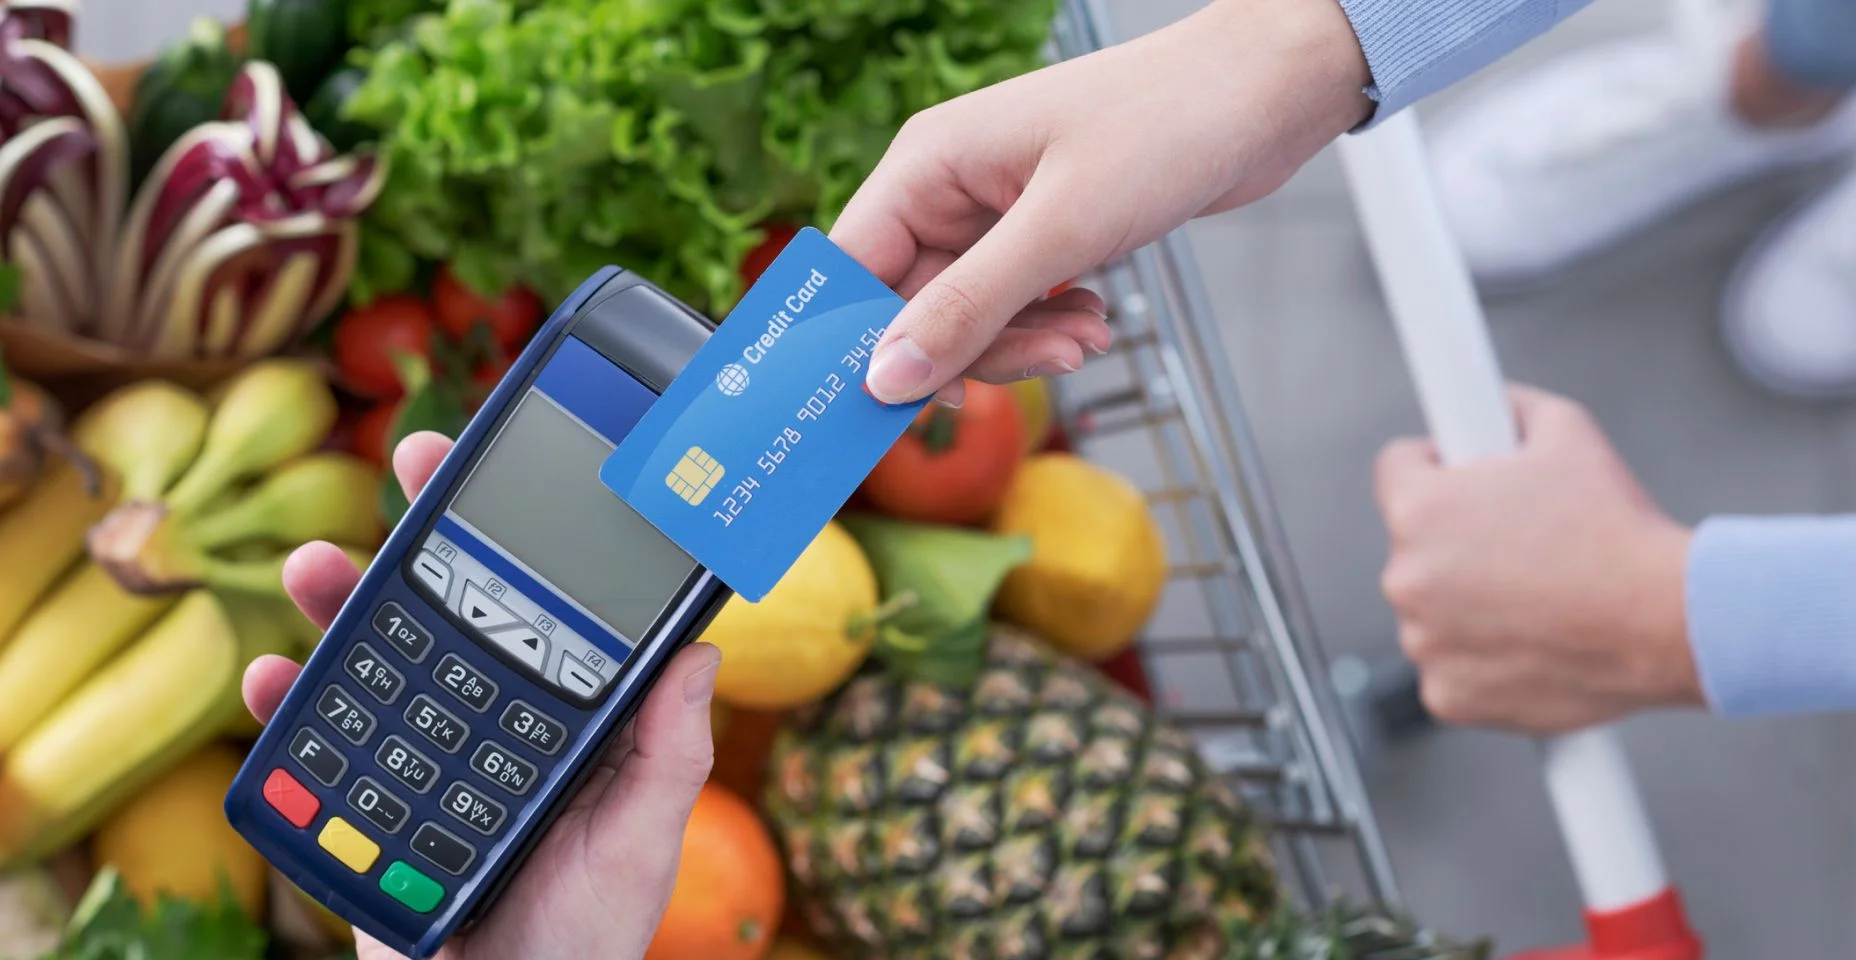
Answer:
[340,0,1057,314]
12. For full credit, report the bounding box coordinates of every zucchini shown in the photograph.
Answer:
[125,18,240,193]
[303,65,377,153]
[245,0,352,106]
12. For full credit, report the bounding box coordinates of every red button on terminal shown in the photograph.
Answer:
[264,768,321,828]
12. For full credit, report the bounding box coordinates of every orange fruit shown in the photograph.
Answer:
[644,784,785,960]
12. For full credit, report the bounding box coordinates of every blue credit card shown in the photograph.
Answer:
[598,227,927,601]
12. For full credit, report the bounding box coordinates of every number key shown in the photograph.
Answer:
[372,602,433,662]
[404,695,468,754]
[376,735,438,794]
[434,653,497,713]
[498,701,566,756]
[344,643,405,704]
[317,686,376,745]
[440,782,507,836]
[347,777,409,835]
[469,742,538,796]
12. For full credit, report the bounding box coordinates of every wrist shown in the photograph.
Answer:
[1626,518,1704,710]
[1197,0,1375,134]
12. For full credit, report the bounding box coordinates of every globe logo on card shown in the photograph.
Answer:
[715,363,749,397]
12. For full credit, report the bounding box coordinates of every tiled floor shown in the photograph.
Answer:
[82,0,1856,954]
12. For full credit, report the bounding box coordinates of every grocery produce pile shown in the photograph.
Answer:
[0,0,1501,957]
[0,362,379,957]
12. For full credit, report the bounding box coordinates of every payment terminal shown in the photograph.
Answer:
[225,267,731,958]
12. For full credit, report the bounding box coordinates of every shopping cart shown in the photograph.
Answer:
[1046,2,1706,958]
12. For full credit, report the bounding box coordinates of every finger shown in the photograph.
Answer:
[1505,383,1593,447]
[866,172,1104,403]
[242,654,303,724]
[961,327,1087,384]
[589,643,721,880]
[1373,437,1441,538]
[892,247,960,300]
[282,541,363,630]
[1373,437,1439,502]
[392,432,454,502]
[1005,299,1111,351]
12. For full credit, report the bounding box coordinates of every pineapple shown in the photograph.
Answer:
[764,625,1282,959]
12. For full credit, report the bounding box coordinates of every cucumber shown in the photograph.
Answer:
[245,0,352,106]
[303,65,377,153]
[125,18,240,192]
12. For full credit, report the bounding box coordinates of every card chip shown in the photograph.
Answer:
[666,447,725,505]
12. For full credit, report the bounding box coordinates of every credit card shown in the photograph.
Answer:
[598,227,927,601]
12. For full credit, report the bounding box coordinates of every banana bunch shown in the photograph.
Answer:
[0,360,385,865]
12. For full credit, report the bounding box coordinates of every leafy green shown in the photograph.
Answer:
[839,515,1029,686]
[35,868,268,960]
[338,0,1058,316]
[380,351,469,526]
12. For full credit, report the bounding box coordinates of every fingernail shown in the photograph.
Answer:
[1084,340,1108,356]
[1025,359,1078,379]
[934,393,963,409]
[867,336,933,403]
[684,647,721,704]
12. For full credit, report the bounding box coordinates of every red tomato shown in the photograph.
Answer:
[352,401,401,469]
[860,380,1026,526]
[333,295,436,399]
[739,223,799,289]
[433,266,544,353]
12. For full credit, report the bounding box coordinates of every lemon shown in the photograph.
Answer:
[992,454,1166,661]
[1008,378,1055,454]
[708,522,879,710]
[91,743,266,916]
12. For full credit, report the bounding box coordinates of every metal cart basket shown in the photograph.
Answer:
[1043,0,1404,913]
[1043,8,1704,958]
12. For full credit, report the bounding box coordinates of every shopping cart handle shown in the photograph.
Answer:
[1333,112,1702,960]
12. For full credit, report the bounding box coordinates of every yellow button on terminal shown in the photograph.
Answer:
[318,816,381,873]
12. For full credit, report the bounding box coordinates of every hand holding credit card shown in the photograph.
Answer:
[600,228,928,600]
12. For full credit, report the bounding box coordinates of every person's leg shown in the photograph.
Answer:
[1719,0,1856,398]
[1426,3,1856,286]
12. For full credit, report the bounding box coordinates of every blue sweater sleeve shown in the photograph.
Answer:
[1334,0,1596,125]
[1687,515,1856,717]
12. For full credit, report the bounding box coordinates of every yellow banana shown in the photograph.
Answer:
[162,361,337,517]
[0,457,120,643]
[0,381,211,640]
[70,380,208,502]
[0,564,175,753]
[92,453,381,594]
[0,588,309,864]
[182,453,382,553]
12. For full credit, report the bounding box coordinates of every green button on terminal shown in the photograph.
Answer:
[380,861,445,913]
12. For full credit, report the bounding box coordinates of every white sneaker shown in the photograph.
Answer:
[1426,33,1856,285]
[1722,168,1856,397]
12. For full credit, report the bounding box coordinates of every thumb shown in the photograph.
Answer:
[592,643,720,878]
[866,174,1100,403]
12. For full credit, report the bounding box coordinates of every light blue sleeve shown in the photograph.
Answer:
[1334,0,1597,126]
[1687,515,1856,717]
